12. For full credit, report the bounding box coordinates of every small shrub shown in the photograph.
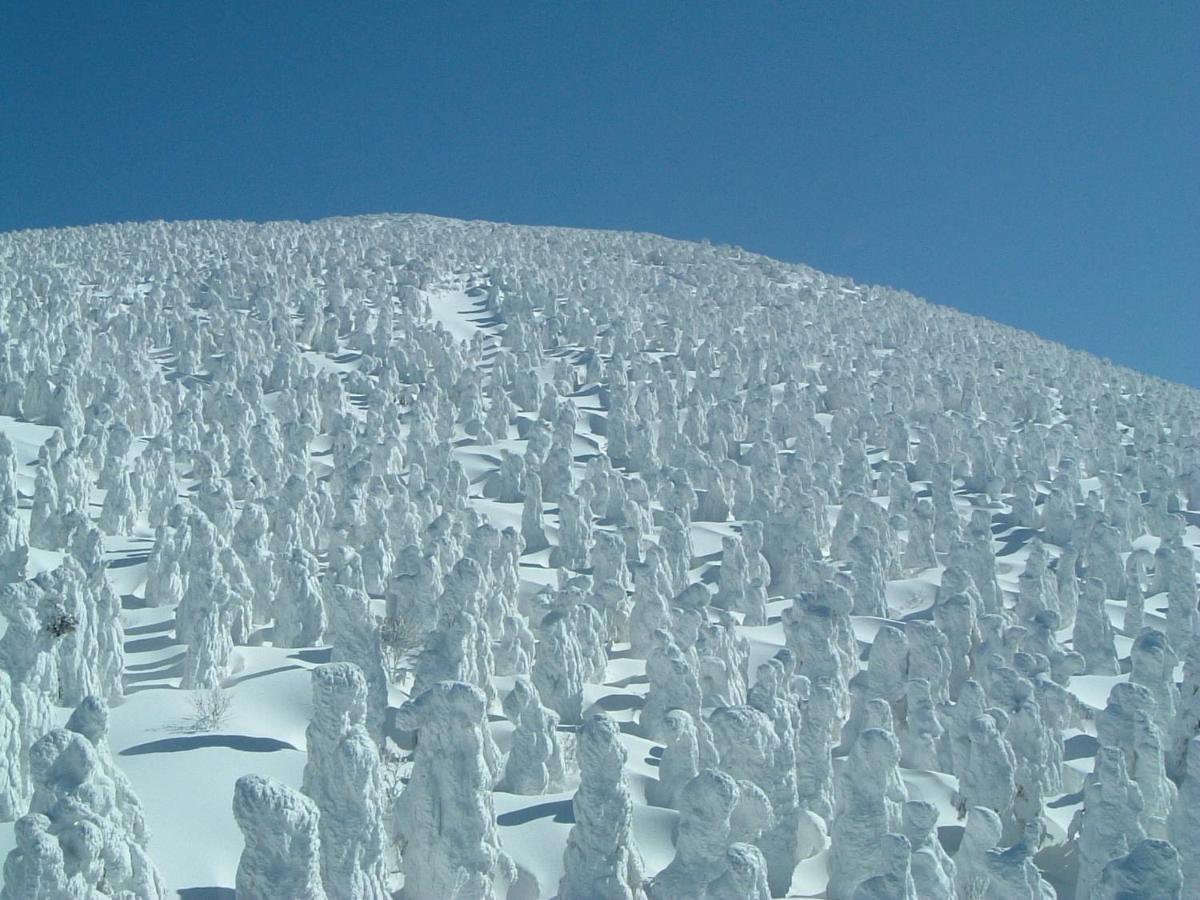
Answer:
[167,688,233,734]
[379,614,426,684]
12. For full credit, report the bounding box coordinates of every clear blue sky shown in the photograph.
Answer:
[3,2,1196,386]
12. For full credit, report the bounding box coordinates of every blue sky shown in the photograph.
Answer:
[3,2,1196,386]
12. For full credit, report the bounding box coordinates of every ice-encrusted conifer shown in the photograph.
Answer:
[394,681,513,898]
[1,813,69,900]
[551,491,591,571]
[180,576,234,690]
[387,544,441,637]
[521,469,549,552]
[0,436,26,583]
[827,727,906,899]
[65,696,150,849]
[327,585,387,745]
[0,673,23,823]
[648,708,700,810]
[1056,544,1080,631]
[955,517,1003,616]
[903,498,937,573]
[0,589,54,782]
[567,594,610,684]
[696,609,750,709]
[715,533,767,625]
[494,612,535,676]
[1130,626,1178,737]
[953,805,1003,899]
[902,800,954,900]
[1074,576,1119,675]
[1096,681,1155,769]
[932,593,977,700]
[710,703,819,896]
[847,528,888,618]
[27,463,61,551]
[993,674,1049,833]
[500,676,565,795]
[217,545,255,645]
[849,833,916,900]
[1167,736,1200,896]
[1020,608,1083,686]
[276,541,327,648]
[233,774,326,900]
[1158,536,1198,638]
[1129,711,1176,839]
[232,500,278,626]
[301,664,388,900]
[1095,838,1183,900]
[983,820,1055,899]
[531,607,586,724]
[840,623,908,751]
[640,628,704,743]
[98,466,135,535]
[1072,746,1147,900]
[957,714,1016,824]
[412,561,492,710]
[901,678,943,771]
[491,448,525,502]
[707,843,771,900]
[905,619,952,705]
[1168,640,1200,781]
[648,768,745,899]
[559,711,645,900]
[26,728,167,898]
[628,560,672,660]
[783,586,858,720]
[69,523,125,702]
[795,676,837,825]
[143,524,185,609]
[38,560,99,706]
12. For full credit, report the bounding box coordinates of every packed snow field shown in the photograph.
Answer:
[0,213,1197,899]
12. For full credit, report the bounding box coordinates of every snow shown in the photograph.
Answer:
[0,213,1197,899]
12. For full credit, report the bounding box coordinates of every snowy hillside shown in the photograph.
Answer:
[0,213,1197,899]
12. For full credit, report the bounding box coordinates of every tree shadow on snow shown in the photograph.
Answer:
[119,735,299,756]
[125,634,181,654]
[107,552,151,570]
[224,664,304,687]
[497,799,574,827]
[287,648,332,664]
[124,616,176,636]
[590,693,644,713]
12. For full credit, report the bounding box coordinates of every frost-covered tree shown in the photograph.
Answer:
[301,664,388,900]
[560,712,645,900]
[1095,838,1182,900]
[233,774,326,900]
[648,769,765,900]
[827,727,906,899]
[902,800,953,900]
[394,682,514,899]
[500,676,565,795]
[1167,736,1200,897]
[23,728,166,898]
[0,436,26,583]
[648,708,701,810]
[640,628,703,742]
[0,673,21,824]
[327,585,387,745]
[531,608,586,725]
[1072,746,1147,900]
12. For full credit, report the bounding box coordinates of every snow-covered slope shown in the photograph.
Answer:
[0,214,1197,899]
